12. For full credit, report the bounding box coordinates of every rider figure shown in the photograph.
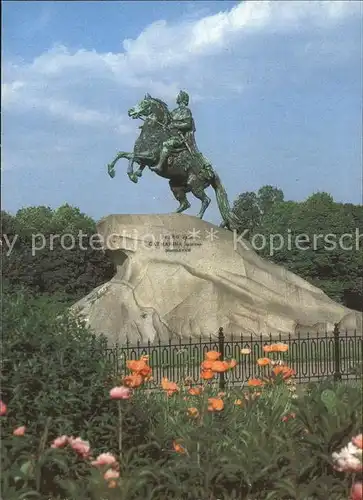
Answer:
[153,90,194,173]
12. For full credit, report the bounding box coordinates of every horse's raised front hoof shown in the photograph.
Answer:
[128,173,138,183]
[107,164,115,178]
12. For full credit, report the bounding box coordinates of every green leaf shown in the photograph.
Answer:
[320,389,338,415]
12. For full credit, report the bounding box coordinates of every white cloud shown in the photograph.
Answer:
[1,0,361,190]
[3,0,361,121]
[118,1,360,69]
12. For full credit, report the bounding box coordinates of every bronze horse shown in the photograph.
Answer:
[107,94,238,228]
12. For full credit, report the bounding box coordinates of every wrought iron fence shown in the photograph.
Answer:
[101,324,362,388]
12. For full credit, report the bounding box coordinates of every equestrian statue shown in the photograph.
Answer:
[107,90,241,230]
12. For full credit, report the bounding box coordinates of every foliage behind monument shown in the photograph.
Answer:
[231,188,363,310]
[1,204,114,305]
[1,190,362,311]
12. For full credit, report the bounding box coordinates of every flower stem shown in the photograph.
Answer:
[117,401,123,463]
[36,417,51,492]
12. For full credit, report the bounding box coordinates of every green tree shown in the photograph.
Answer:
[257,185,284,216]
[231,189,362,311]
[14,205,54,234]
[231,185,284,236]
[231,191,260,234]
[2,205,114,304]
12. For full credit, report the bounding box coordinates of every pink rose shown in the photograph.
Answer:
[0,401,7,416]
[352,435,363,450]
[13,426,26,436]
[68,437,91,458]
[351,482,363,500]
[91,452,117,467]
[110,386,131,400]
[51,435,69,448]
[104,468,119,480]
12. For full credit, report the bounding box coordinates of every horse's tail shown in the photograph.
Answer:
[210,172,240,231]
[211,173,232,227]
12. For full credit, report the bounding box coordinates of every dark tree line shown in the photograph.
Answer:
[231,187,363,311]
[1,190,362,311]
[1,204,114,304]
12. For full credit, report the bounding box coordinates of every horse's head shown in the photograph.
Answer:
[128,93,170,124]
[128,94,153,120]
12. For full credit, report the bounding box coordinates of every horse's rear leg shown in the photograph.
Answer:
[134,163,146,178]
[169,182,191,213]
[189,181,211,219]
[135,165,145,177]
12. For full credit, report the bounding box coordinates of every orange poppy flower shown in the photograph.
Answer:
[140,365,152,377]
[187,407,199,418]
[247,378,265,387]
[281,412,296,422]
[200,369,214,380]
[228,359,237,369]
[257,357,271,366]
[126,358,152,378]
[210,360,229,373]
[123,374,143,388]
[161,377,179,396]
[126,359,145,372]
[234,399,243,406]
[201,360,214,370]
[207,397,224,412]
[205,351,221,361]
[188,386,203,396]
[173,441,186,454]
[272,365,296,379]
[244,391,261,400]
[263,343,289,353]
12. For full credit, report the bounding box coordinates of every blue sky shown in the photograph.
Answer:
[2,1,362,225]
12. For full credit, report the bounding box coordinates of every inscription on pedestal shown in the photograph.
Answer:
[149,232,203,253]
